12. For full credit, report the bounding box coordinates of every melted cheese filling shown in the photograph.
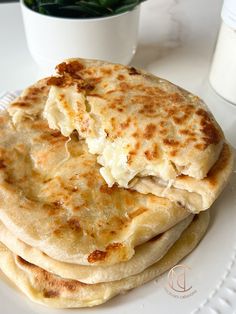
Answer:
[44,86,178,188]
[86,135,177,187]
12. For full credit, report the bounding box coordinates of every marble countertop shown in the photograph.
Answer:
[0,0,222,92]
[0,2,236,314]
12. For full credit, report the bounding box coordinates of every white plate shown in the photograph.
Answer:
[0,86,235,314]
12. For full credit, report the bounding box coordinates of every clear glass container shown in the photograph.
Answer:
[209,0,236,105]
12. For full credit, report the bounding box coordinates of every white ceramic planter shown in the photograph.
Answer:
[20,0,140,72]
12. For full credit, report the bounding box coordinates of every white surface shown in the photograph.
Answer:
[20,1,140,71]
[209,21,236,104]
[0,0,236,314]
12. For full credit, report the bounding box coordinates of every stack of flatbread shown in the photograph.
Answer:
[0,59,233,308]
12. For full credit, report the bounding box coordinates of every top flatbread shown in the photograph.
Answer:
[43,58,224,191]
[0,79,190,266]
[132,142,234,212]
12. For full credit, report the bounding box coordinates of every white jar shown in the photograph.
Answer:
[209,0,236,104]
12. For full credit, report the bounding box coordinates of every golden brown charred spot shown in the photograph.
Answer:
[11,101,31,108]
[185,136,197,144]
[135,141,140,150]
[138,102,159,117]
[30,120,49,131]
[172,113,185,124]
[76,81,95,93]
[52,200,64,208]
[88,93,104,98]
[179,129,196,136]
[100,67,112,75]
[171,104,195,125]
[119,82,130,91]
[0,159,6,169]
[110,117,117,132]
[87,249,107,263]
[67,217,81,232]
[169,93,183,102]
[127,153,135,164]
[50,130,64,138]
[99,184,118,194]
[109,102,117,109]
[4,178,13,185]
[56,61,84,76]
[21,86,44,102]
[43,289,59,298]
[124,192,136,206]
[108,95,125,110]
[144,144,159,160]
[39,131,67,145]
[143,123,157,139]
[71,186,78,192]
[47,76,66,87]
[106,242,123,251]
[196,108,222,146]
[120,117,131,129]
[128,67,140,75]
[117,74,125,81]
[159,121,166,127]
[163,138,180,147]
[83,68,94,76]
[43,205,57,217]
[170,149,178,157]
[194,143,206,150]
[28,87,40,95]
[132,131,140,138]
[53,228,62,237]
[159,120,168,135]
[128,207,147,219]
[127,142,140,164]
[88,242,123,263]
[30,265,85,293]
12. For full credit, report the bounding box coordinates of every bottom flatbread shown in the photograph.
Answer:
[0,211,209,308]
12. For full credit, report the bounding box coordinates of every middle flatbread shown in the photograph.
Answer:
[0,215,193,283]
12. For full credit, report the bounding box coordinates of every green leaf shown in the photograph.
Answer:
[56,0,76,5]
[98,0,119,7]
[75,1,109,16]
[38,3,59,9]
[38,0,56,4]
[114,2,138,14]
[58,5,88,17]
[24,0,36,7]
[38,6,50,14]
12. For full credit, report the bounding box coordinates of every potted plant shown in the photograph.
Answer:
[20,0,146,71]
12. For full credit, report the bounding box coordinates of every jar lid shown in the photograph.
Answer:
[222,0,236,29]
